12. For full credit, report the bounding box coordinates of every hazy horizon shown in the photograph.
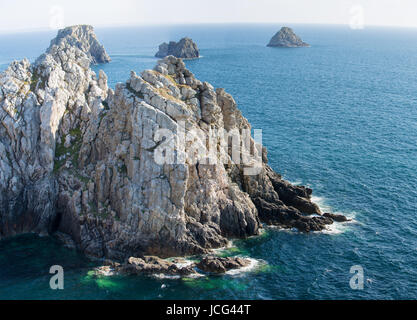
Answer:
[2,22,417,36]
[1,0,417,34]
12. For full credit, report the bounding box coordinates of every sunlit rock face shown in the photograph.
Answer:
[0,25,109,239]
[0,25,336,261]
[48,25,111,64]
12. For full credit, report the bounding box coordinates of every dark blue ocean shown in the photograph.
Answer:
[1,24,417,299]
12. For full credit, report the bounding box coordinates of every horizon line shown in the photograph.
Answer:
[1,21,417,35]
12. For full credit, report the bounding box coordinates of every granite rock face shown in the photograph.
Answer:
[0,25,109,239]
[155,38,200,59]
[48,25,111,64]
[267,27,309,48]
[0,26,344,261]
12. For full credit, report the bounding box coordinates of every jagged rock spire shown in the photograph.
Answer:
[48,25,111,64]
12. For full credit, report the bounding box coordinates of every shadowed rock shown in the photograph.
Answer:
[155,37,199,59]
[324,212,351,222]
[197,256,250,274]
[267,27,309,48]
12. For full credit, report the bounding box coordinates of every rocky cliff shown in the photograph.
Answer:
[155,38,200,59]
[267,27,309,48]
[0,25,341,261]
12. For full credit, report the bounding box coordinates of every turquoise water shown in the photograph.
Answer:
[1,24,417,299]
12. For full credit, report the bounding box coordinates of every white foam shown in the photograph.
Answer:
[209,241,268,276]
[311,195,358,234]
[266,225,298,234]
[185,272,205,278]
[152,270,205,280]
[319,218,356,235]
[225,257,266,276]
[182,56,203,60]
[288,179,303,186]
[311,196,333,213]
[153,273,181,280]
[167,257,196,269]
[94,266,116,277]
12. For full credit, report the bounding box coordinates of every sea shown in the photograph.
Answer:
[0,24,417,299]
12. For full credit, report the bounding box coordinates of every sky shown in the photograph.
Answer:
[1,0,417,33]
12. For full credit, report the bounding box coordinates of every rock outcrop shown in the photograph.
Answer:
[48,25,111,64]
[118,256,196,276]
[0,25,345,262]
[267,27,309,48]
[323,212,350,223]
[155,38,200,59]
[196,256,250,274]
[102,255,252,276]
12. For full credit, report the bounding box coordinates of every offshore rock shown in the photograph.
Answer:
[267,27,309,48]
[155,38,200,59]
[48,25,111,64]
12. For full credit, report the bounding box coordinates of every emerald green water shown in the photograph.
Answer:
[0,232,280,299]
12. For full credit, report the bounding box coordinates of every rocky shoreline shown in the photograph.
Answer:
[0,25,347,274]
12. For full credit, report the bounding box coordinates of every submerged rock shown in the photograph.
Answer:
[155,38,200,59]
[323,212,350,222]
[0,25,330,261]
[267,27,309,48]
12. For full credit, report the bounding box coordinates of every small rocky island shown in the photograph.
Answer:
[49,25,111,64]
[267,27,309,48]
[0,25,346,276]
[155,37,200,59]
